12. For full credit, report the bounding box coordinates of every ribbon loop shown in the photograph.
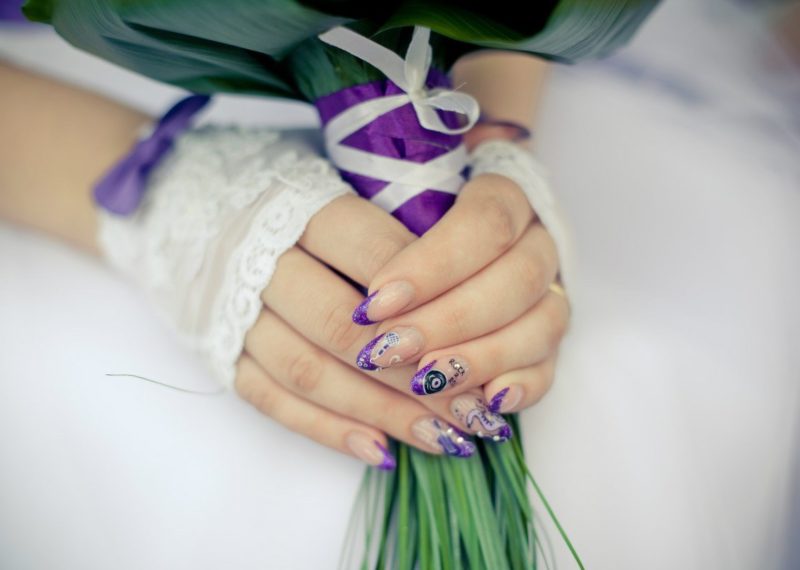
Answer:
[318,26,480,136]
[94,94,211,215]
[318,25,480,232]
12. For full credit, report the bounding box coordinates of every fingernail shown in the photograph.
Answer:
[488,385,523,413]
[355,326,424,371]
[346,432,396,470]
[450,394,513,443]
[410,356,469,396]
[352,281,415,325]
[411,417,476,458]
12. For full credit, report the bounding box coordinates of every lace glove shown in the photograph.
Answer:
[467,139,575,294]
[97,126,355,389]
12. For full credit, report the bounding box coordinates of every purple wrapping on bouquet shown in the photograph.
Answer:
[314,69,466,236]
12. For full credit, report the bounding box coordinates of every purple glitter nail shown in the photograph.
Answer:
[410,360,438,395]
[374,441,397,471]
[488,387,510,413]
[436,420,476,457]
[355,332,385,371]
[496,424,513,443]
[352,289,379,325]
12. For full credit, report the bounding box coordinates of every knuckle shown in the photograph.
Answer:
[537,227,560,271]
[516,252,546,296]
[285,350,324,395]
[479,193,518,253]
[235,372,281,418]
[322,301,363,354]
[357,230,411,280]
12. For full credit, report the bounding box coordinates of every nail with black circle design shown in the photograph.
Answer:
[410,356,469,396]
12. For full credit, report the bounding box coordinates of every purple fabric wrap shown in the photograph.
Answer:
[93,94,210,215]
[315,69,465,236]
[0,0,26,22]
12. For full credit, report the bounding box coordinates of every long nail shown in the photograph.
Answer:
[450,394,513,443]
[355,326,424,371]
[352,281,415,325]
[346,432,396,470]
[488,385,523,414]
[410,356,469,396]
[411,417,476,457]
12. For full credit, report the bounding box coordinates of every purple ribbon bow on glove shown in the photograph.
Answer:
[93,94,210,215]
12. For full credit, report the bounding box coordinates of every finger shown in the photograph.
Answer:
[297,193,415,287]
[234,353,396,469]
[405,288,569,398]
[351,173,535,324]
[354,223,559,372]
[418,388,515,445]
[260,246,427,388]
[244,307,477,458]
[482,353,559,414]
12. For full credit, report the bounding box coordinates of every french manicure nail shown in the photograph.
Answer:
[355,326,424,371]
[488,385,523,414]
[410,356,469,396]
[411,417,476,458]
[450,394,513,443]
[346,432,396,470]
[351,281,415,325]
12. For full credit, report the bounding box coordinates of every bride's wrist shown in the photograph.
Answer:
[463,119,532,152]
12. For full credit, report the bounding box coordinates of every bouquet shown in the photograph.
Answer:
[23,0,657,566]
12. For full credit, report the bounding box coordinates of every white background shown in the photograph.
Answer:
[1,0,799,568]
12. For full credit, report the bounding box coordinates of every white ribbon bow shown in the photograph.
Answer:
[317,26,481,213]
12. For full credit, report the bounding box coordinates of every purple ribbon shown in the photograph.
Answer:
[0,0,27,22]
[315,69,465,236]
[93,94,210,215]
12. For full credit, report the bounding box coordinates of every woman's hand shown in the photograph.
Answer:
[235,192,478,468]
[349,172,569,412]
[235,170,570,467]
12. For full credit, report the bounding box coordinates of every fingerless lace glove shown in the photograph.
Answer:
[97,126,355,389]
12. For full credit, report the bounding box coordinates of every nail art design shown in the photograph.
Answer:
[412,417,476,458]
[351,281,415,326]
[374,441,397,471]
[355,327,423,371]
[352,290,379,325]
[374,331,401,359]
[345,432,397,470]
[451,395,513,443]
[488,387,509,413]
[355,331,400,370]
[410,357,469,396]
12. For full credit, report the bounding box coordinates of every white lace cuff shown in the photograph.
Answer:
[97,126,355,389]
[467,139,575,293]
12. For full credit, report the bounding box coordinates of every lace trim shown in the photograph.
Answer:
[209,152,355,388]
[468,139,574,292]
[97,126,355,389]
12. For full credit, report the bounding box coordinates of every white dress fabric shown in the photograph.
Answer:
[1,0,799,568]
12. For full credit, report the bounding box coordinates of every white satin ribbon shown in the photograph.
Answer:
[317,25,480,212]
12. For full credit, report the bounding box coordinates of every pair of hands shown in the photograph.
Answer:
[234,171,570,468]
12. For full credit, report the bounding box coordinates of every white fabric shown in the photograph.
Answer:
[1,0,799,568]
[97,126,354,389]
[468,139,575,293]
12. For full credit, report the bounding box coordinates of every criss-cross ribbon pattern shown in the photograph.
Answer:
[317,26,481,235]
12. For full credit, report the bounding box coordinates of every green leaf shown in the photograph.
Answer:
[22,0,658,101]
[21,0,54,22]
